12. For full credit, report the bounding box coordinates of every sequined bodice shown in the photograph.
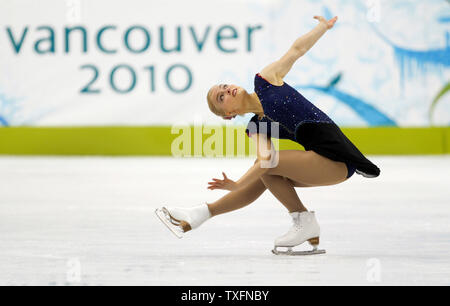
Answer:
[247,73,335,142]
[245,73,381,178]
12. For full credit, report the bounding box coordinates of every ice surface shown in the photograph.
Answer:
[0,155,449,285]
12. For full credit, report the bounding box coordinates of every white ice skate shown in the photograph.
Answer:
[272,211,326,256]
[155,203,211,239]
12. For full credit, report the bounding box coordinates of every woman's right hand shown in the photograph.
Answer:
[314,16,338,29]
[207,172,238,191]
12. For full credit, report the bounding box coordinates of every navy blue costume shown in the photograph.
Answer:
[245,73,380,178]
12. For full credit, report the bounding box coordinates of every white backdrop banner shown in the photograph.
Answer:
[1,0,449,127]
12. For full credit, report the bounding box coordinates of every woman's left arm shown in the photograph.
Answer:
[260,16,338,82]
[292,16,338,58]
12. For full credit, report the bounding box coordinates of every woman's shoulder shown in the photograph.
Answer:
[245,114,270,138]
[255,71,284,87]
[248,113,260,123]
[246,113,266,127]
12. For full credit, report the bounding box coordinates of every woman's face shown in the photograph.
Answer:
[210,83,245,118]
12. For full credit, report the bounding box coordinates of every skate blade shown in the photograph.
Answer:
[271,248,326,256]
[154,207,184,239]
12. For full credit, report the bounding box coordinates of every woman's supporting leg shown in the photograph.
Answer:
[207,178,267,217]
[259,150,348,213]
[260,174,308,213]
[266,150,348,186]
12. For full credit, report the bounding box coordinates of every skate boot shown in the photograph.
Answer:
[272,211,325,256]
[155,203,211,238]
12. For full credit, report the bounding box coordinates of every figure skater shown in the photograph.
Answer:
[156,16,380,255]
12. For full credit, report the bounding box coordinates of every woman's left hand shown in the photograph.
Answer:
[207,172,238,191]
[314,15,338,29]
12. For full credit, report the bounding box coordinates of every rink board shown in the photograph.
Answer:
[0,126,449,155]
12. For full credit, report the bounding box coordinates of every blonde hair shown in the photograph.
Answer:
[207,86,226,118]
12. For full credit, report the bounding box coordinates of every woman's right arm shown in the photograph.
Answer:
[260,16,338,82]
[250,133,278,169]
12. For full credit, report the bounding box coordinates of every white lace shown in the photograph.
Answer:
[288,215,303,233]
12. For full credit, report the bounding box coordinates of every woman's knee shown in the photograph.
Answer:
[260,173,284,186]
[262,174,299,185]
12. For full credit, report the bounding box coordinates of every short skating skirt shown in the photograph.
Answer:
[295,121,380,178]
